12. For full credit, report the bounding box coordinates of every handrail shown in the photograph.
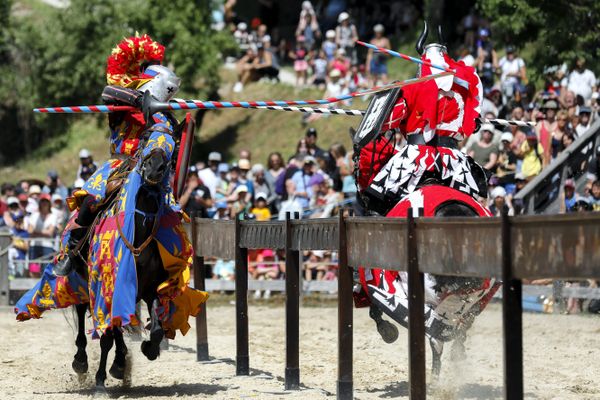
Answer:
[514,117,600,214]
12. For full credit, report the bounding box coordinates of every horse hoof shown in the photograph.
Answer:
[377,319,399,344]
[109,363,125,380]
[141,340,159,361]
[72,358,88,374]
[93,385,109,399]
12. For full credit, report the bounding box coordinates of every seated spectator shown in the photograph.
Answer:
[234,43,278,92]
[558,131,576,155]
[366,24,390,86]
[252,248,280,299]
[254,43,279,81]
[304,250,326,281]
[552,110,573,159]
[322,29,337,62]
[347,63,368,93]
[215,163,230,202]
[468,124,499,172]
[234,47,257,93]
[250,193,272,221]
[310,175,342,218]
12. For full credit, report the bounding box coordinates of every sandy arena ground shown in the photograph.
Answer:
[1,298,599,399]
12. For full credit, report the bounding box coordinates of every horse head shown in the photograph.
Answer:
[140,148,169,186]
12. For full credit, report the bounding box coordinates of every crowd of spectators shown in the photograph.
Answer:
[0,149,98,278]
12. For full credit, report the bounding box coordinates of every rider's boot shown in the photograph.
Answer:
[53,226,88,276]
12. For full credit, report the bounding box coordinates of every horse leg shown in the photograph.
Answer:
[430,337,443,378]
[141,299,164,361]
[72,303,89,374]
[109,329,127,380]
[95,329,114,392]
[369,305,399,344]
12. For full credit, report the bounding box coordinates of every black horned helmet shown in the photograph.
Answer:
[415,21,447,56]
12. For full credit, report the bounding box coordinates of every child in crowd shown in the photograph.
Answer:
[250,193,272,221]
[290,35,309,86]
[311,50,328,89]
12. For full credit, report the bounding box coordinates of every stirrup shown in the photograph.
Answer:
[53,253,76,276]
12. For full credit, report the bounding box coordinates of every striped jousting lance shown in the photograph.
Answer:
[253,106,536,128]
[356,41,455,74]
[33,73,449,114]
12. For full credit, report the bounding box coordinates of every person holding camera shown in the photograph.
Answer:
[498,45,527,103]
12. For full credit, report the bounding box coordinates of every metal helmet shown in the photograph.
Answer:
[415,21,449,82]
[138,65,181,102]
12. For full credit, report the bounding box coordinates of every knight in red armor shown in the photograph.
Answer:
[356,23,487,215]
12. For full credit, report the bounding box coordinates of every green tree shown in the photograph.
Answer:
[0,0,233,165]
[477,0,600,78]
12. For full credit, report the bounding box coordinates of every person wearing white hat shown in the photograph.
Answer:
[77,148,98,181]
[366,23,391,86]
[335,11,358,64]
[468,123,499,171]
[322,30,338,61]
[489,185,513,216]
[198,151,222,199]
[496,130,518,187]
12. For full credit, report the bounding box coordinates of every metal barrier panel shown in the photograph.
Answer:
[512,213,600,279]
[193,218,235,259]
[290,218,338,250]
[239,220,285,249]
[416,217,502,278]
[345,217,406,269]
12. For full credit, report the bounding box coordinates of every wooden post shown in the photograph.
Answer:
[0,233,10,306]
[235,217,249,375]
[502,211,523,400]
[285,212,300,390]
[337,212,353,400]
[194,255,210,361]
[407,210,426,400]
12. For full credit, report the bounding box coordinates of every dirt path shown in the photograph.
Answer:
[1,302,599,399]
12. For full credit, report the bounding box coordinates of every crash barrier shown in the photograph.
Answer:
[191,212,600,400]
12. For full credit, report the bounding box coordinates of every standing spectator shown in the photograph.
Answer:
[489,186,514,216]
[305,128,326,159]
[230,185,251,219]
[322,30,338,62]
[365,24,390,86]
[475,28,498,91]
[518,129,544,180]
[251,164,276,207]
[586,145,600,188]
[215,163,230,202]
[295,4,320,50]
[290,36,310,86]
[213,201,231,221]
[330,48,350,78]
[266,152,285,186]
[311,50,328,89]
[575,106,593,137]
[250,193,272,221]
[8,211,28,277]
[552,110,573,158]
[496,131,518,191]
[238,158,255,198]
[77,148,98,181]
[3,196,20,228]
[329,143,354,197]
[468,124,499,172]
[198,152,222,198]
[561,179,578,213]
[42,170,69,200]
[291,156,319,209]
[498,45,527,103]
[563,57,597,103]
[233,22,251,55]
[51,194,67,231]
[294,138,309,159]
[26,194,57,273]
[26,185,41,214]
[180,170,213,218]
[536,99,559,166]
[335,12,358,64]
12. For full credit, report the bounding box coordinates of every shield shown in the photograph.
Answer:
[353,87,400,148]
[174,112,195,200]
